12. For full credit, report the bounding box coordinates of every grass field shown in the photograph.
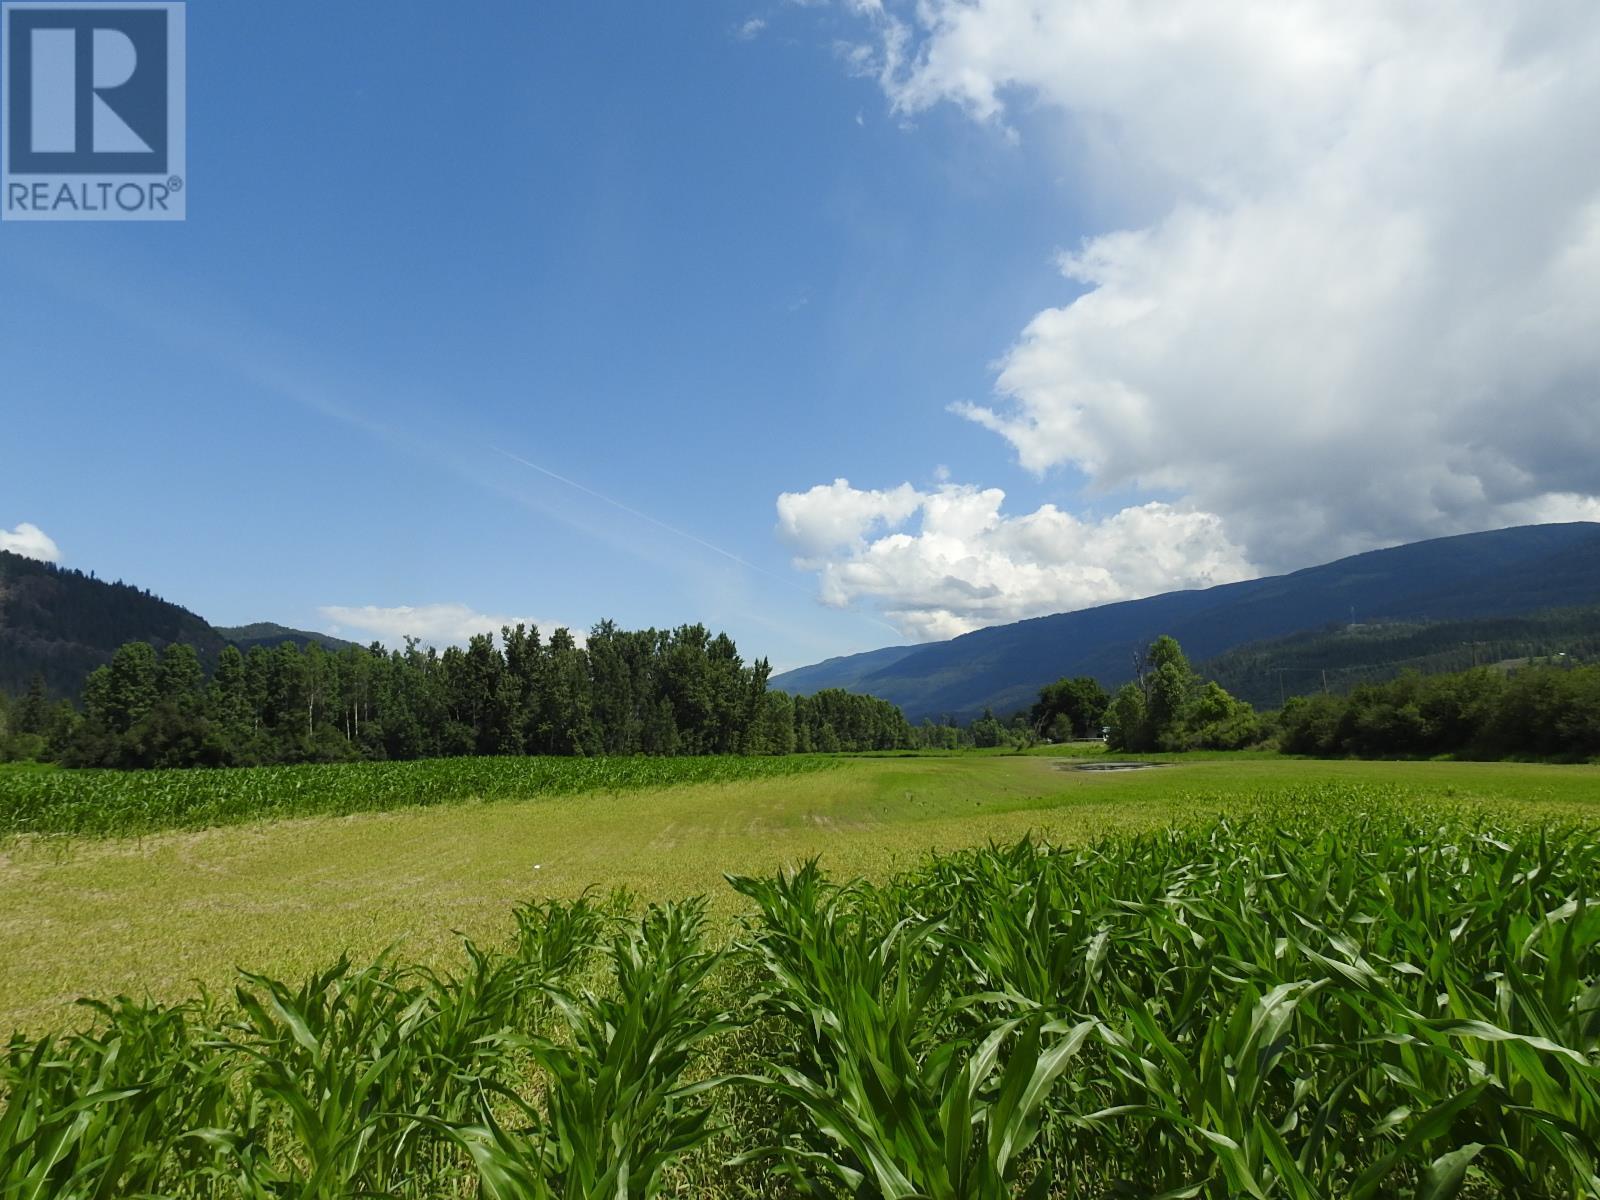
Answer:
[3,752,1597,1035]
[4,758,1598,1198]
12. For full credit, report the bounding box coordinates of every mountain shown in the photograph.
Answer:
[0,551,356,699]
[771,522,1600,721]
[0,551,228,698]
[216,623,362,655]
[768,645,922,696]
[1200,604,1600,709]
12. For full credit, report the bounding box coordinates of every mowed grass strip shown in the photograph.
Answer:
[2,754,1598,1034]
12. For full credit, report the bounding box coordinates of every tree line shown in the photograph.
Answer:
[1277,661,1600,759]
[15,625,1591,770]
[0,623,930,769]
[1090,634,1599,759]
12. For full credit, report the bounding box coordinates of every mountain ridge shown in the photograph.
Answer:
[773,522,1600,720]
[0,551,358,698]
[9,522,1600,714]
[216,623,363,655]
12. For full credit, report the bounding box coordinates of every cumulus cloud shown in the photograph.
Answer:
[833,1,1600,568]
[0,522,61,563]
[777,479,1254,639]
[777,478,922,557]
[319,604,583,647]
[735,16,767,40]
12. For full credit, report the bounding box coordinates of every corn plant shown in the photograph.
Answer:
[444,899,735,1199]
[5,788,1599,1197]
[0,753,840,839]
[727,801,1600,1198]
[728,861,1101,1197]
[0,995,231,1200]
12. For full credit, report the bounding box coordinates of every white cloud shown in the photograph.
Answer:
[777,478,923,557]
[829,1,1600,569]
[0,522,61,563]
[735,16,767,40]
[318,603,583,647]
[777,480,1254,639]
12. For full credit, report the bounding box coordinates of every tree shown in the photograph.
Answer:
[787,689,913,753]
[94,641,160,734]
[0,684,50,762]
[1145,636,1197,750]
[642,697,680,756]
[1106,683,1149,751]
[969,708,1006,749]
[586,620,641,754]
[156,643,206,714]
[544,627,599,755]
[1031,676,1110,739]
[207,645,257,762]
[1107,636,1256,752]
[1188,681,1263,749]
[752,689,796,755]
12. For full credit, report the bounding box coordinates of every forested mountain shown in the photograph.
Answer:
[773,522,1600,720]
[0,551,227,697]
[216,624,362,655]
[1200,605,1600,709]
[0,551,362,699]
[767,644,921,697]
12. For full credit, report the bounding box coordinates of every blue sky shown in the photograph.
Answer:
[5,2,1598,669]
[1,1,1085,669]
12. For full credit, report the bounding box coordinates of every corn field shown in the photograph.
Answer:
[3,791,1597,1197]
[0,754,839,839]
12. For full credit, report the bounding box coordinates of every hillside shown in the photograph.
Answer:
[0,552,356,699]
[0,552,227,697]
[216,623,363,655]
[772,522,1600,720]
[767,644,922,696]
[1200,606,1600,708]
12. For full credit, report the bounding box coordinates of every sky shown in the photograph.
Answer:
[4,0,1599,671]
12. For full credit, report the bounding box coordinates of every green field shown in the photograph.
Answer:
[0,753,843,839]
[3,752,1597,1035]
[3,753,1599,1198]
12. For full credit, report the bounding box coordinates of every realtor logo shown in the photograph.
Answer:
[2,2,185,220]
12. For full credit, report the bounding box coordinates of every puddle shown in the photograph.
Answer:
[1061,761,1171,772]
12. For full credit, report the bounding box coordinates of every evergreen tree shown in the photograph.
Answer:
[14,673,50,736]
